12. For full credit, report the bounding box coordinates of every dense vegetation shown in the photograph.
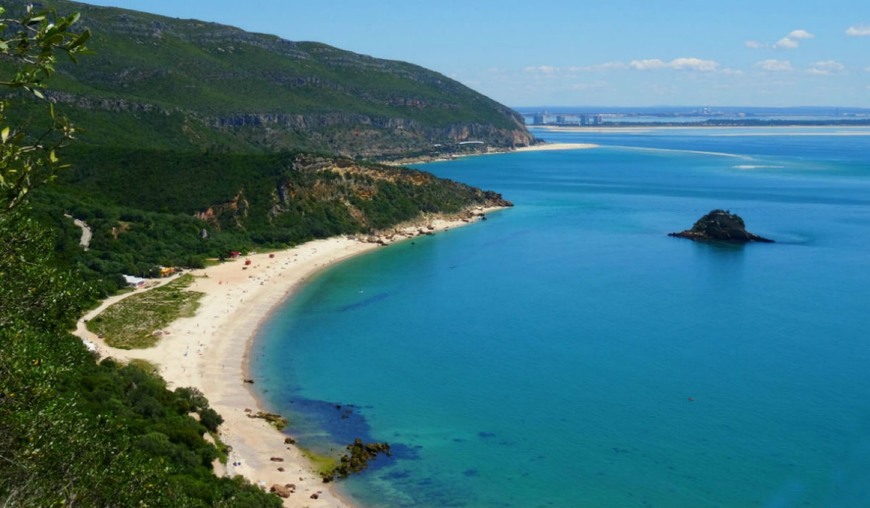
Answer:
[33,147,509,295]
[0,2,518,505]
[0,208,283,506]
[0,5,285,505]
[1,0,535,157]
[1,0,518,294]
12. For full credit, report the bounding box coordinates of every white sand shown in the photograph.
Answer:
[514,142,598,151]
[386,141,597,166]
[73,209,502,507]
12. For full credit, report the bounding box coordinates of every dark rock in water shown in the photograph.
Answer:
[246,411,288,430]
[669,209,774,243]
[321,438,392,483]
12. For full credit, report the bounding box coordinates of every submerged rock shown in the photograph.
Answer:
[246,411,288,430]
[321,438,392,483]
[669,209,774,243]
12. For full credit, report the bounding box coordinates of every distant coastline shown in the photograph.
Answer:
[527,119,870,130]
[533,124,870,134]
[386,142,597,166]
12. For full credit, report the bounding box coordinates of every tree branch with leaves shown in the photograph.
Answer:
[0,3,89,212]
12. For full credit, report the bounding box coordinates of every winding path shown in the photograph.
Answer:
[64,214,92,250]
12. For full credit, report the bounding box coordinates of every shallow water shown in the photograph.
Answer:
[253,127,870,507]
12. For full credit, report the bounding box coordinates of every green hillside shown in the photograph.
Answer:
[38,149,511,295]
[1,3,518,505]
[3,0,535,157]
[0,0,526,293]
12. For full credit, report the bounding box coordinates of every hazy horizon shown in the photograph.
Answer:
[513,105,870,111]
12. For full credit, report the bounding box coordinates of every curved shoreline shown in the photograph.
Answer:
[74,209,503,507]
[386,141,597,166]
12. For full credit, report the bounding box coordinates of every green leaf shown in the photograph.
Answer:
[1,127,9,144]
[68,30,90,50]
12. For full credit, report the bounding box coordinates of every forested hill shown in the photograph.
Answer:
[0,4,521,505]
[6,0,535,158]
[41,149,512,295]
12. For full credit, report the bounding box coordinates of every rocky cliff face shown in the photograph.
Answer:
[208,112,534,157]
[19,0,537,158]
[188,154,512,234]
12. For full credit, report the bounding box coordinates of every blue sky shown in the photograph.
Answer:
[79,0,870,107]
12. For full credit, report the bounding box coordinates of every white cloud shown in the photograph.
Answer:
[629,57,718,72]
[581,61,628,71]
[749,29,815,50]
[807,60,845,75]
[629,59,667,70]
[788,29,814,40]
[846,25,870,36]
[774,30,814,49]
[671,58,719,71]
[774,37,800,49]
[755,59,793,71]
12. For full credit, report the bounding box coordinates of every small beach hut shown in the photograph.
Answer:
[122,274,147,288]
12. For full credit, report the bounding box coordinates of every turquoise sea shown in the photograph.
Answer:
[252,127,870,507]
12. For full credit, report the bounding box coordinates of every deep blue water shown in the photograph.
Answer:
[253,128,870,507]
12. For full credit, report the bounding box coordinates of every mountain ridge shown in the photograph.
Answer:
[10,0,535,157]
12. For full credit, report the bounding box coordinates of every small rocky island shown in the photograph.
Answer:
[669,209,774,243]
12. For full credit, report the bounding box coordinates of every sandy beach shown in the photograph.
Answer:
[73,209,502,507]
[513,141,598,151]
[385,140,597,166]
